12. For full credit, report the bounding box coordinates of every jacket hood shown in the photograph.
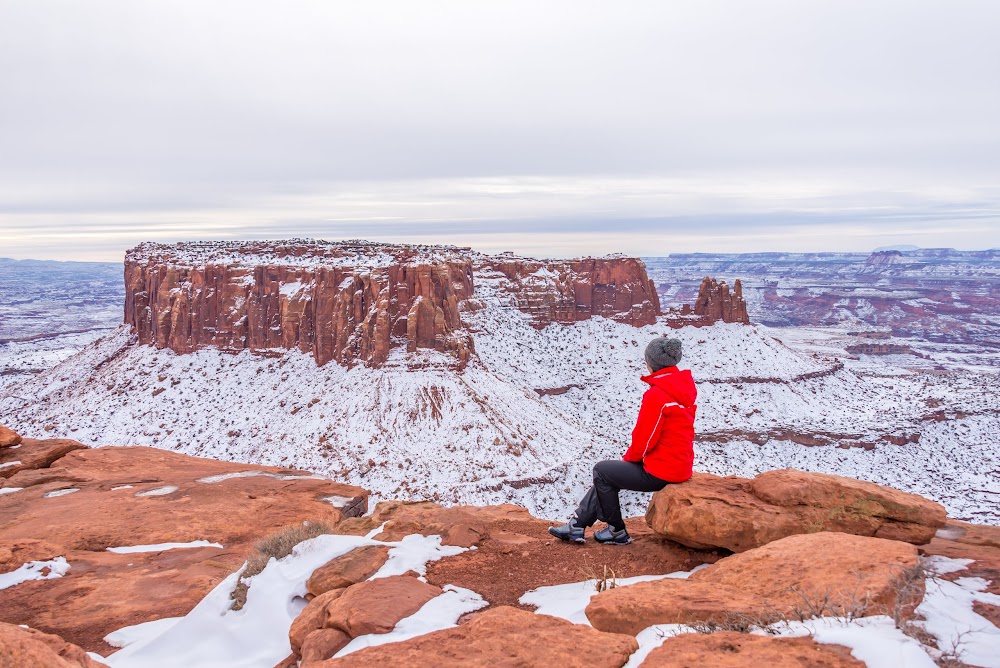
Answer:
[641,367,697,407]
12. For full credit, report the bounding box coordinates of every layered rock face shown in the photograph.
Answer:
[125,240,475,368]
[125,241,664,367]
[478,256,661,327]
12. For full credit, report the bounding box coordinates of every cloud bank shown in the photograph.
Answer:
[1,1,998,260]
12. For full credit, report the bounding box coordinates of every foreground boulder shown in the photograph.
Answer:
[306,545,392,597]
[0,438,86,479]
[317,606,639,667]
[643,631,863,667]
[290,575,441,663]
[0,621,107,668]
[0,439,367,653]
[647,469,947,551]
[586,532,920,634]
[0,424,22,448]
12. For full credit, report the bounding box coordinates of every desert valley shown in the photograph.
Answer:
[0,240,998,667]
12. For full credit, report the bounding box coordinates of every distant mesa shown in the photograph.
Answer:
[125,240,745,369]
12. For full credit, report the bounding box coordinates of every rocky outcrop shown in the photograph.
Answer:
[0,433,367,653]
[0,438,87,479]
[306,545,391,597]
[645,469,946,551]
[585,532,920,634]
[0,622,108,668]
[316,606,639,667]
[0,424,22,448]
[643,631,863,667]
[290,575,442,662]
[691,276,750,324]
[477,255,660,327]
[124,240,475,368]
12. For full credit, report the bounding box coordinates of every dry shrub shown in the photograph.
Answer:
[230,520,334,610]
[578,564,619,593]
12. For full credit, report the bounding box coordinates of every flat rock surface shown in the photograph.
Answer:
[647,469,946,552]
[345,503,723,611]
[315,606,639,668]
[0,439,367,654]
[643,631,864,667]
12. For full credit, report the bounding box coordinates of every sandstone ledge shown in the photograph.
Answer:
[646,469,947,552]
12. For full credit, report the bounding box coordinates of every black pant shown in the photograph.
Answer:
[573,460,669,532]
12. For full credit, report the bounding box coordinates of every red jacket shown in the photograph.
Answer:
[623,366,697,482]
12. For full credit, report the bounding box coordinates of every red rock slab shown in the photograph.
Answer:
[0,424,22,448]
[290,575,441,661]
[0,438,87,479]
[0,621,107,668]
[0,446,366,549]
[587,532,920,635]
[307,545,391,597]
[315,606,639,668]
[0,444,367,653]
[643,631,863,668]
[646,470,946,552]
[586,579,767,634]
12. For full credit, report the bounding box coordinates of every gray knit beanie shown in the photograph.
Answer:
[645,337,682,371]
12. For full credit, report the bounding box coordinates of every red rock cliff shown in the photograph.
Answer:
[478,256,660,327]
[124,240,474,367]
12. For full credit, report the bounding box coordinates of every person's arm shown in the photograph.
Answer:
[623,388,663,462]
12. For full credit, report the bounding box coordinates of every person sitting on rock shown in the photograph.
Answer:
[549,336,697,545]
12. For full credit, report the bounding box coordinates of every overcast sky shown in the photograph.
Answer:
[1,0,998,261]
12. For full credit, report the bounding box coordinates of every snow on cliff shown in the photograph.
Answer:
[1,264,997,522]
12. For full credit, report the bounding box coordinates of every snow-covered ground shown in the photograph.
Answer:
[2,264,998,523]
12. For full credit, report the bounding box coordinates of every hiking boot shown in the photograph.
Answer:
[594,525,632,545]
[548,518,586,544]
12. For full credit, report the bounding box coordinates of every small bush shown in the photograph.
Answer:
[230,520,334,610]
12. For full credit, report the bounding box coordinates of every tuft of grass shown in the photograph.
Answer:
[230,520,334,610]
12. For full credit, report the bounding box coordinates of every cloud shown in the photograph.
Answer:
[0,1,998,259]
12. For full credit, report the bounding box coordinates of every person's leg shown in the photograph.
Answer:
[571,485,600,528]
[593,460,668,531]
[548,483,600,543]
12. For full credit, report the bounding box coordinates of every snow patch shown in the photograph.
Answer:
[43,488,79,498]
[105,617,183,649]
[135,486,179,497]
[107,540,223,554]
[196,471,324,484]
[104,533,472,668]
[0,557,70,590]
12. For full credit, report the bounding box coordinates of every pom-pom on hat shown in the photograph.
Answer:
[645,337,682,372]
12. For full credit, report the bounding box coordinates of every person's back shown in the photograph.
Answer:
[623,366,697,483]
[549,336,697,546]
